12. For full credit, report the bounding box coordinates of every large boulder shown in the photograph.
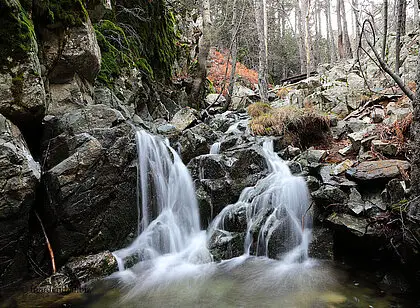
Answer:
[0,114,40,288]
[41,18,101,116]
[170,107,198,131]
[41,105,137,262]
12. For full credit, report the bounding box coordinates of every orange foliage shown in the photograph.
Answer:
[207,48,260,94]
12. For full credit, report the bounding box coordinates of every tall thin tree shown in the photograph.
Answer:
[254,0,269,102]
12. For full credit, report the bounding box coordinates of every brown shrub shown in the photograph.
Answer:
[248,104,331,148]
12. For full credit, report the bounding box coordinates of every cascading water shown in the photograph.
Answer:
[105,131,339,307]
[208,139,311,261]
[113,130,208,270]
[209,142,221,154]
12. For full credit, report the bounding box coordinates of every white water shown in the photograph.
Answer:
[208,139,311,261]
[111,130,315,304]
[209,142,221,155]
[113,130,205,270]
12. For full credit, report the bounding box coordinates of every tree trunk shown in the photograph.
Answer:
[190,0,211,109]
[296,0,306,73]
[326,0,337,62]
[304,0,312,77]
[340,0,353,58]
[395,0,406,74]
[414,0,419,28]
[352,0,360,55]
[382,0,388,60]
[254,0,269,102]
[337,0,345,59]
[226,0,238,109]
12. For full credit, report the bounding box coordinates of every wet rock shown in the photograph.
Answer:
[179,123,218,163]
[42,105,137,261]
[37,251,117,291]
[306,176,320,192]
[0,114,40,288]
[287,145,301,157]
[346,160,410,182]
[287,161,302,175]
[309,227,334,259]
[170,107,198,131]
[300,149,327,164]
[222,204,248,233]
[371,140,398,157]
[312,186,348,206]
[208,230,245,261]
[326,213,372,236]
[188,147,268,224]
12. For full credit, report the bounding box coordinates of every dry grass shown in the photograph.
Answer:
[248,104,331,148]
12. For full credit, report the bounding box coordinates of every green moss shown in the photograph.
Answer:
[0,1,35,72]
[11,71,24,104]
[37,0,88,27]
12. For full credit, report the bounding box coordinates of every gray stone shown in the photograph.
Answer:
[348,126,376,152]
[372,140,399,157]
[312,186,348,205]
[287,145,301,157]
[231,85,256,110]
[371,107,385,123]
[205,94,226,106]
[42,105,137,261]
[157,123,178,135]
[306,176,320,192]
[326,213,372,236]
[347,188,365,215]
[179,123,218,163]
[0,114,40,288]
[346,160,410,181]
[37,251,117,291]
[338,145,353,156]
[333,159,354,175]
[171,107,198,131]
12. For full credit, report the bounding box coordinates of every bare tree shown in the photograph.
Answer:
[304,0,312,77]
[352,0,360,56]
[326,0,338,62]
[341,0,353,57]
[254,0,269,102]
[226,0,239,108]
[296,0,307,73]
[382,0,388,60]
[395,0,406,74]
[337,0,345,58]
[190,0,211,108]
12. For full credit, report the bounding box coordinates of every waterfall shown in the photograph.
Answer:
[208,139,311,262]
[209,142,221,154]
[113,130,204,269]
[114,131,311,272]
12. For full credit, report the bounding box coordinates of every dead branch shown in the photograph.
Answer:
[35,212,56,274]
[359,19,415,101]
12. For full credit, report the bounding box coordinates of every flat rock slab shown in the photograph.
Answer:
[346,160,410,181]
[326,213,372,236]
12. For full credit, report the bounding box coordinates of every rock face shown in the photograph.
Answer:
[41,18,101,116]
[42,105,137,262]
[346,160,410,182]
[0,114,40,288]
[0,0,46,128]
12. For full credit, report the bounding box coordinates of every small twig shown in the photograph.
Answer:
[301,201,314,231]
[35,212,56,274]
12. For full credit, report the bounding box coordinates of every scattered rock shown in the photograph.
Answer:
[371,107,385,123]
[346,160,410,182]
[170,107,199,131]
[347,188,365,215]
[371,140,398,157]
[338,145,353,156]
[326,213,372,236]
[205,94,226,106]
[333,159,354,175]
[312,186,348,205]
